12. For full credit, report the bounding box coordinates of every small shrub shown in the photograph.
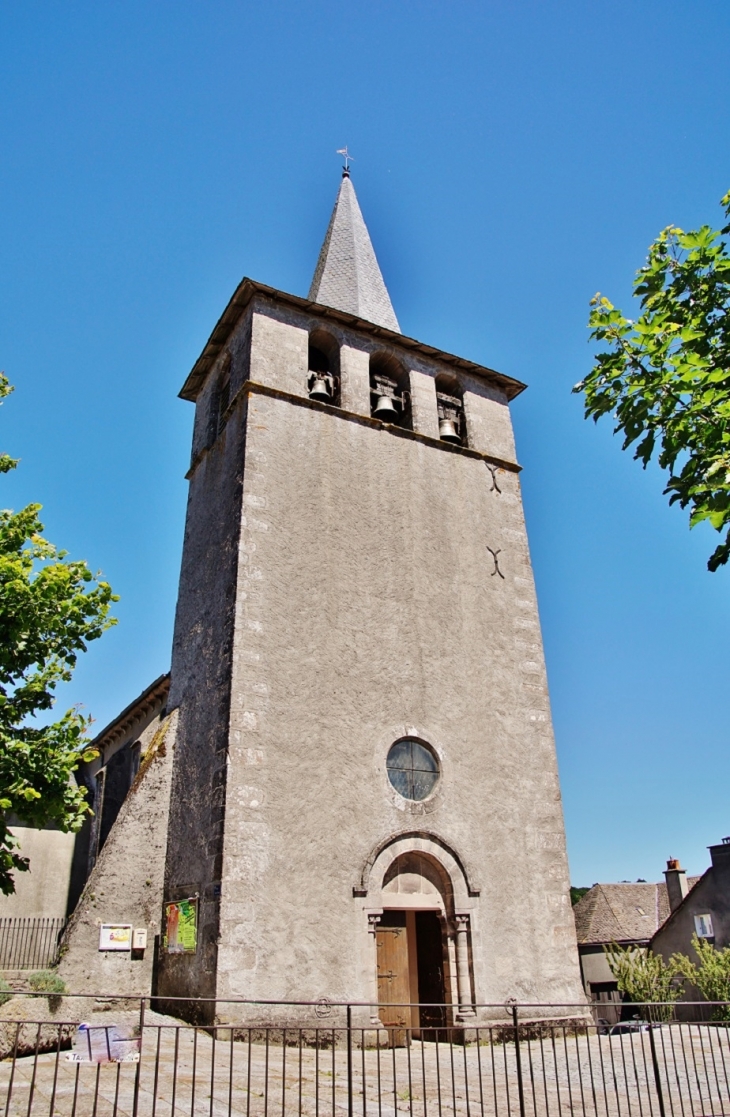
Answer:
[28,970,66,1011]
[28,971,66,995]
[604,943,683,1021]
[673,935,730,1021]
[0,977,12,1008]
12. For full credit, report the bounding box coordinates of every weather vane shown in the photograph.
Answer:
[336,147,354,174]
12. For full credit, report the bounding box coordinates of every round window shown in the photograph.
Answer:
[386,739,440,801]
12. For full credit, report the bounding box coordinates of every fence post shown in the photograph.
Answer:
[132,997,146,1117]
[648,1025,666,1117]
[347,1003,353,1117]
[511,1002,526,1117]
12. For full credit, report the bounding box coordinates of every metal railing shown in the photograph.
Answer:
[0,996,729,1117]
[0,918,66,971]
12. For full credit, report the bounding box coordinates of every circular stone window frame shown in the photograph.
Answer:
[379,728,446,816]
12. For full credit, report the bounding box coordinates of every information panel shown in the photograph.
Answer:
[98,924,132,951]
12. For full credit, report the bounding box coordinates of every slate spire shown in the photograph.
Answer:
[308,171,400,333]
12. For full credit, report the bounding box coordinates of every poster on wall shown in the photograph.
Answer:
[164,897,198,953]
[98,924,133,951]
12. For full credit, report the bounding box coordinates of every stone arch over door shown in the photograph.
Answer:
[357,833,478,1019]
[355,831,479,910]
[382,850,455,914]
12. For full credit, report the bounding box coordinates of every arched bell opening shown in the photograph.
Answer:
[369,352,411,429]
[211,353,232,443]
[435,372,466,446]
[307,329,340,406]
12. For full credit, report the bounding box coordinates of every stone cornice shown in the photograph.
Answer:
[185,379,522,481]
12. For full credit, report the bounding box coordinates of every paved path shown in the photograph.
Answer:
[1,1014,728,1117]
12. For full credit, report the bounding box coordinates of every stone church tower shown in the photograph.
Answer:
[156,170,583,1022]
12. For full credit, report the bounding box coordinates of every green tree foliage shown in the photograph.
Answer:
[604,943,683,1020]
[672,934,730,1021]
[574,190,730,572]
[570,886,589,906]
[0,374,117,894]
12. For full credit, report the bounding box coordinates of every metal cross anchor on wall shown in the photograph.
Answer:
[485,463,502,493]
[487,547,505,579]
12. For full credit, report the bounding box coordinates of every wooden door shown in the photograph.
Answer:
[376,923,412,1046]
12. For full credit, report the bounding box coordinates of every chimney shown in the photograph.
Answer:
[665,858,689,911]
[708,837,730,880]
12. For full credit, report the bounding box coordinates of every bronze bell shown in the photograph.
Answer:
[439,417,461,444]
[373,394,400,422]
[308,375,332,404]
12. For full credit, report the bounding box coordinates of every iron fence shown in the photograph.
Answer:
[0,919,66,971]
[0,998,729,1117]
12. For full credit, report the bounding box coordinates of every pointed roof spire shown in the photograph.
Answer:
[308,169,400,333]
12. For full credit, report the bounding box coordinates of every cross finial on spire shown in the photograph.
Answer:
[336,147,354,177]
[308,167,400,332]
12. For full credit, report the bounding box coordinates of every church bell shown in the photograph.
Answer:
[308,373,334,404]
[438,417,461,444]
[373,394,400,422]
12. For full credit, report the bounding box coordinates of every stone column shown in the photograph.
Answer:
[408,368,439,439]
[461,380,517,463]
[368,913,382,1024]
[340,345,371,416]
[454,914,474,1016]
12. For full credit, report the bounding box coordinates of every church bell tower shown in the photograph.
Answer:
[157,168,583,1022]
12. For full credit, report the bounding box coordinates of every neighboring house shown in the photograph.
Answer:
[651,838,730,1016]
[573,863,701,1016]
[0,817,77,920]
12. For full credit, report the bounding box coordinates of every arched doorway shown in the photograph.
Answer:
[377,851,453,1039]
[359,835,478,1042]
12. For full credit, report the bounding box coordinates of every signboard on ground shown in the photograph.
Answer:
[67,1024,140,1064]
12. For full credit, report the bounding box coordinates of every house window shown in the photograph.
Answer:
[386,739,439,801]
[590,981,620,1001]
[695,913,714,938]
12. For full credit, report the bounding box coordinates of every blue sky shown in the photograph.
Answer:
[1,1,728,887]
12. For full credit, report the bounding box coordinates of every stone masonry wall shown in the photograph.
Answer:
[157,392,248,1008]
[57,711,176,997]
[160,299,582,1020]
[211,388,582,1015]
